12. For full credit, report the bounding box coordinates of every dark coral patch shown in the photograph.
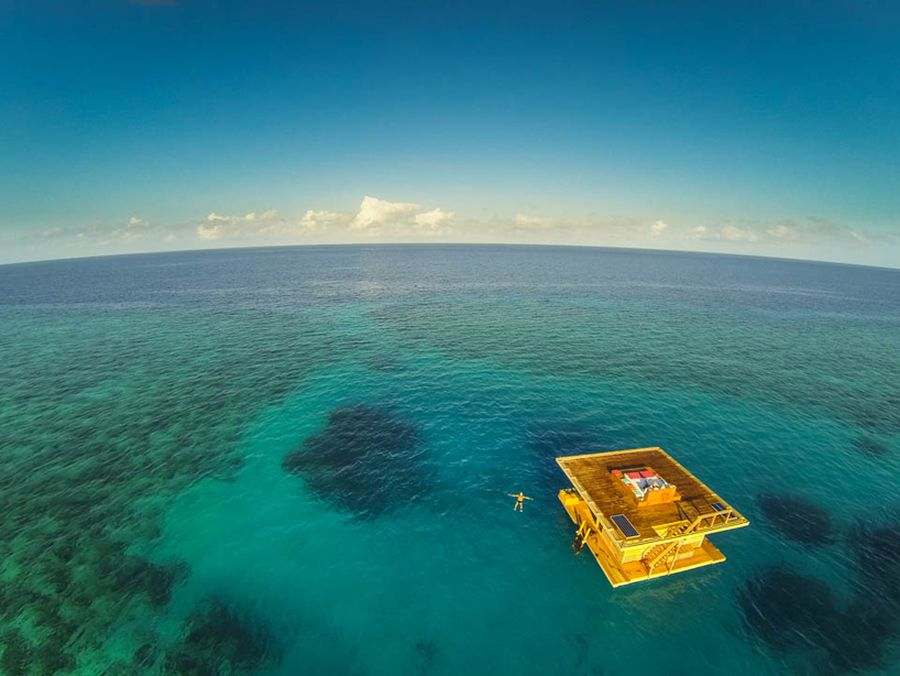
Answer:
[853,435,891,458]
[164,598,280,675]
[845,398,900,436]
[0,629,31,676]
[759,493,834,547]
[134,642,156,668]
[32,632,76,675]
[283,405,426,518]
[146,561,190,607]
[414,639,438,675]
[855,521,900,603]
[824,598,895,673]
[0,267,341,672]
[738,561,900,673]
[738,564,838,653]
[108,556,190,607]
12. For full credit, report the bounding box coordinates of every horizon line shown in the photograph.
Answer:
[1,240,898,273]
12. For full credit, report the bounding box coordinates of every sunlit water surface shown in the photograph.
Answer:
[1,245,898,675]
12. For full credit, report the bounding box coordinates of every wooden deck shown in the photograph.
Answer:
[557,447,747,545]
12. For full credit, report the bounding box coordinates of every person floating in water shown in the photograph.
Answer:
[508,492,532,511]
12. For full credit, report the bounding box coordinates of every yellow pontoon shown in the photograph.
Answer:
[557,447,748,587]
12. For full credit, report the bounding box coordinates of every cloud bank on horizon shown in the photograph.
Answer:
[4,195,894,268]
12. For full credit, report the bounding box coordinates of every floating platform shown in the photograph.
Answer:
[557,447,748,587]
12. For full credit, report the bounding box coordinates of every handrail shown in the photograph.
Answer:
[647,540,678,570]
[664,508,733,537]
[667,541,682,573]
[647,508,735,572]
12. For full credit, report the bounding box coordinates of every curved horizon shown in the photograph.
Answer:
[3,239,898,273]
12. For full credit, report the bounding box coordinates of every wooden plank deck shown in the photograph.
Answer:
[557,447,746,543]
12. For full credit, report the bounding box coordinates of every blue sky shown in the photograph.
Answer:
[1,0,898,266]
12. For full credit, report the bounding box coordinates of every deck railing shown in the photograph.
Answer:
[664,508,733,538]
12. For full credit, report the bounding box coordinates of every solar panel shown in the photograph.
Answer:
[610,514,640,538]
[710,501,727,513]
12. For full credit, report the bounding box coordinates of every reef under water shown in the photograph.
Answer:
[854,520,900,602]
[163,598,281,675]
[738,564,839,654]
[1,246,897,674]
[413,639,438,675]
[850,519,900,669]
[0,301,337,672]
[853,435,892,458]
[739,522,900,674]
[758,493,835,547]
[108,557,191,608]
[282,405,427,518]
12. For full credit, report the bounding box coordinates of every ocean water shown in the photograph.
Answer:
[0,244,898,675]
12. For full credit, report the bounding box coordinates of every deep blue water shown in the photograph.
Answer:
[0,245,898,675]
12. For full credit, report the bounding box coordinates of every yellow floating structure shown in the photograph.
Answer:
[557,447,748,587]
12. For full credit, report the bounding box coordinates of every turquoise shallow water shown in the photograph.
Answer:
[0,245,898,675]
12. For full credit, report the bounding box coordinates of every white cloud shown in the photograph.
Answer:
[299,196,455,236]
[350,196,421,231]
[206,210,279,225]
[196,223,224,240]
[198,199,424,241]
[55,208,885,257]
[118,216,153,241]
[196,198,456,241]
[16,198,892,268]
[413,208,455,231]
[474,213,659,247]
[197,209,282,240]
[688,223,760,243]
[683,217,886,252]
[199,206,350,241]
[513,213,553,230]
[63,216,155,243]
[766,224,795,240]
[300,209,347,231]
[720,224,759,242]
